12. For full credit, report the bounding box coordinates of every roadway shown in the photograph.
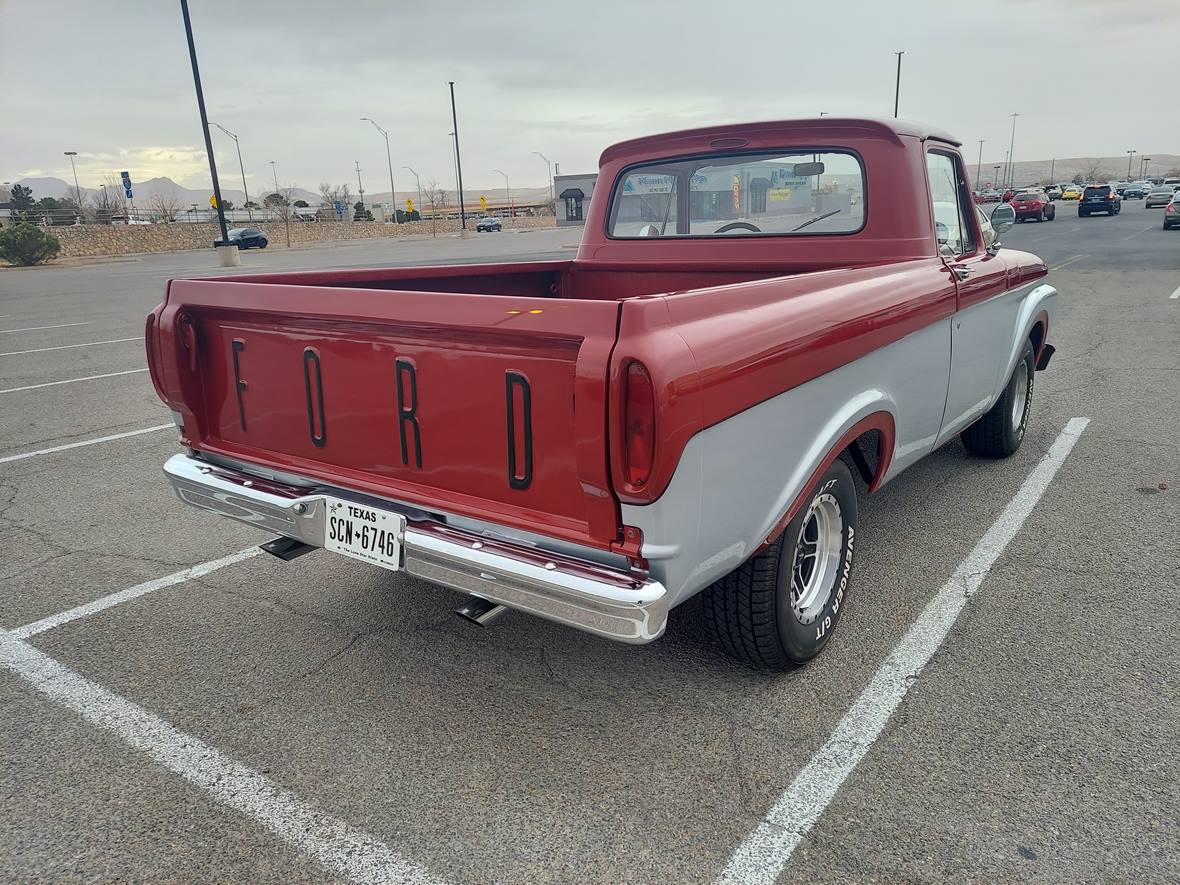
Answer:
[1,207,1177,883]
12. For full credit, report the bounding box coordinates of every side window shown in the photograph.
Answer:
[926,151,976,257]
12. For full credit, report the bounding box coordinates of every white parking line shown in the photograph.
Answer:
[0,368,147,394]
[0,337,139,357]
[0,631,441,885]
[1123,226,1154,240]
[0,322,90,334]
[1170,283,1180,300]
[0,424,172,464]
[11,548,264,640]
[718,418,1090,885]
[1050,254,1086,271]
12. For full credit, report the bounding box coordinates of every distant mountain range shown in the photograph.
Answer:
[4,175,554,209]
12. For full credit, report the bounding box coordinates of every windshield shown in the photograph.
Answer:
[1084,186,1110,196]
[1014,192,1039,201]
[608,149,866,238]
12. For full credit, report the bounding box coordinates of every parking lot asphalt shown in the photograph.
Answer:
[1,208,1177,883]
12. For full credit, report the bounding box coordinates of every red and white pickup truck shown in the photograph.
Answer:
[147,118,1055,670]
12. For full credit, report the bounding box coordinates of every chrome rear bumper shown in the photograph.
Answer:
[163,454,667,643]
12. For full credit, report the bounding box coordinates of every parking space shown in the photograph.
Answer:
[1,214,1177,883]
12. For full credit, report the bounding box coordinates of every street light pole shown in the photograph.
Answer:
[361,117,398,223]
[1126,150,1135,180]
[269,160,279,192]
[1006,112,1019,189]
[403,166,422,220]
[975,139,985,190]
[1049,158,1055,183]
[63,151,83,222]
[1141,156,1151,179]
[534,151,553,204]
[355,161,365,211]
[493,168,512,224]
[179,0,230,249]
[448,81,467,232]
[893,51,905,118]
[993,164,1001,188]
[209,122,251,221]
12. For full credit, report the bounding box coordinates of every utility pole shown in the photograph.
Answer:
[355,161,365,213]
[403,166,422,221]
[975,139,985,190]
[448,81,467,232]
[448,132,459,215]
[1006,112,1019,188]
[179,0,230,253]
[63,151,83,221]
[534,151,553,204]
[1049,158,1055,183]
[893,51,905,118]
[493,168,512,224]
[1126,149,1135,180]
[361,117,398,223]
[209,122,251,221]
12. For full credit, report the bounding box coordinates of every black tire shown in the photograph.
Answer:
[701,458,858,670]
[1078,209,1087,217]
[961,340,1035,458]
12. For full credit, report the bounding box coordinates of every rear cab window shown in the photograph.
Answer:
[607,149,866,238]
[1083,186,1111,197]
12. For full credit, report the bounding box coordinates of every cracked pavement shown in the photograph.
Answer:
[1,217,1178,883]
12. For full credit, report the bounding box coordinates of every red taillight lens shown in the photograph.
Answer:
[1107,193,1115,200]
[623,361,656,488]
[1167,203,1176,214]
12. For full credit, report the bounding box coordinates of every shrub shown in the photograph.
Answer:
[0,223,61,266]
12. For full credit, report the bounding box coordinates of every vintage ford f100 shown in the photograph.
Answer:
[147,118,1055,670]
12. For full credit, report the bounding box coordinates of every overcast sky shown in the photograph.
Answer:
[3,0,1178,195]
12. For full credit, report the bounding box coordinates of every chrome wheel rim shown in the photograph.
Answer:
[1011,360,1030,431]
[790,493,843,624]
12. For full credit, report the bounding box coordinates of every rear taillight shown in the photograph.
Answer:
[1167,203,1176,214]
[1107,193,1115,200]
[622,361,656,488]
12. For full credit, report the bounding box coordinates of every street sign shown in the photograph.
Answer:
[124,188,134,199]
[406,198,414,212]
[121,171,133,200]
[209,194,218,208]
[334,200,345,219]
[479,195,488,211]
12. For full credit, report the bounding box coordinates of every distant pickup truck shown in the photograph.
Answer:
[147,118,1055,670]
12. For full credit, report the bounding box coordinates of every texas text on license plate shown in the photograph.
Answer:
[323,496,405,571]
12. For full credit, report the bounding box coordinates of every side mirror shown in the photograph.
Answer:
[990,203,1015,233]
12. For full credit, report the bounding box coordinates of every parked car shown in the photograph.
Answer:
[1164,192,1180,230]
[1078,184,1121,216]
[1146,186,1176,208]
[977,189,1002,203]
[1011,191,1056,221]
[1061,185,1082,200]
[226,227,268,249]
[475,216,502,232]
[147,118,1055,671]
[1045,185,1063,200]
[1164,178,1180,191]
[1002,188,1016,202]
[1122,182,1149,199]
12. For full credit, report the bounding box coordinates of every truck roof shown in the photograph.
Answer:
[599,117,961,167]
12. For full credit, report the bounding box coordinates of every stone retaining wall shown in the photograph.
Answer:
[46,216,556,259]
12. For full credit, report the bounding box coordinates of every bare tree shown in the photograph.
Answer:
[90,175,128,225]
[422,180,448,237]
[1077,159,1110,184]
[148,186,183,222]
[317,182,354,219]
[263,185,297,247]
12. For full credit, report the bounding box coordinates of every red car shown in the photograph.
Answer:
[147,118,1056,670]
[1011,191,1056,222]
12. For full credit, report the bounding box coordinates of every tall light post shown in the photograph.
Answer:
[1125,150,1135,180]
[269,160,279,192]
[361,117,398,223]
[402,166,422,220]
[179,0,230,251]
[448,132,459,214]
[534,151,553,204]
[448,81,467,232]
[355,160,365,210]
[209,122,251,220]
[493,168,512,224]
[1002,152,1009,189]
[1049,158,1055,183]
[1006,112,1019,188]
[1141,156,1151,180]
[993,164,1001,188]
[893,51,905,118]
[63,151,83,221]
[975,139,985,190]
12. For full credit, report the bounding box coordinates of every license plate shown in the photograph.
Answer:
[323,496,405,571]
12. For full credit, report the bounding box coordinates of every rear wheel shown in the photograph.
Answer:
[701,458,858,670]
[961,340,1035,458]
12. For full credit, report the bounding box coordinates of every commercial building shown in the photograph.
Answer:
[555,173,596,227]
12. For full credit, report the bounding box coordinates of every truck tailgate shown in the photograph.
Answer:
[152,279,623,548]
